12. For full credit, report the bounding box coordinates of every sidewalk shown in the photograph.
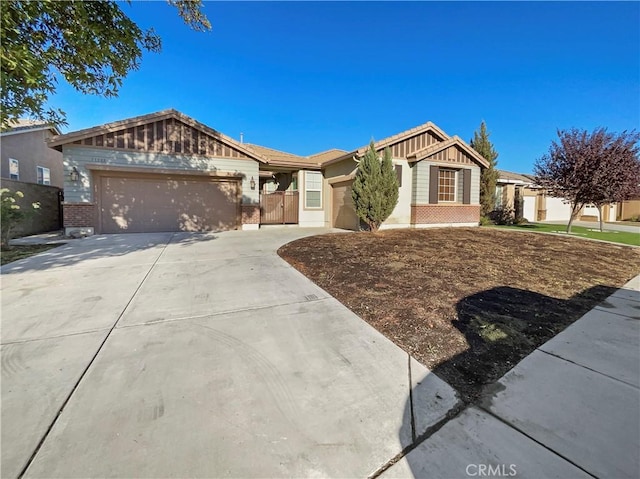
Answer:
[383,274,640,479]
[542,220,640,234]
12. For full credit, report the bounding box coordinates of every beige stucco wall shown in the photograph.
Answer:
[380,159,412,228]
[1,129,64,187]
[62,145,260,206]
[322,156,414,228]
[298,169,325,227]
[618,199,640,220]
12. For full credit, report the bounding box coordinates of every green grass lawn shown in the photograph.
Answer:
[492,223,640,246]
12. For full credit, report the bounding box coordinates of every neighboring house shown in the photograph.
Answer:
[1,119,63,187]
[617,198,640,221]
[47,109,488,235]
[496,170,618,223]
[495,170,535,220]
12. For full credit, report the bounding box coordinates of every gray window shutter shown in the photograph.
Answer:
[395,164,402,187]
[463,169,471,204]
[429,165,439,204]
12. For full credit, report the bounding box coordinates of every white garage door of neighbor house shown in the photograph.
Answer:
[523,196,536,222]
[545,196,573,222]
[98,174,240,234]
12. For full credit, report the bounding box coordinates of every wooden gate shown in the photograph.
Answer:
[260,191,299,224]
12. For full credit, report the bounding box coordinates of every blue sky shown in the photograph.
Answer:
[50,1,639,173]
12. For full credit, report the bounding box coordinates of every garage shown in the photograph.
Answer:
[544,196,573,222]
[523,196,537,222]
[96,171,241,234]
[332,180,360,230]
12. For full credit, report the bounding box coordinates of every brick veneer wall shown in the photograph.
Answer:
[242,204,260,224]
[411,204,481,224]
[63,203,96,227]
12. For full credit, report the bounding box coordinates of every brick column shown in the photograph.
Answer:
[63,203,96,235]
[242,204,260,230]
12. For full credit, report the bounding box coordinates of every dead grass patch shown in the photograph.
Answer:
[279,228,640,402]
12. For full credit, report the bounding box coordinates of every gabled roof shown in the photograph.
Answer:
[244,143,309,166]
[243,143,326,169]
[308,148,348,164]
[497,170,535,184]
[47,109,269,164]
[407,135,490,168]
[321,121,452,167]
[1,119,61,136]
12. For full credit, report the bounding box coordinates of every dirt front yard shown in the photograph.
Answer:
[278,228,640,403]
[1,244,58,265]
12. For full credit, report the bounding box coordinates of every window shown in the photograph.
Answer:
[395,164,402,187]
[9,158,19,180]
[304,171,322,208]
[495,185,504,208]
[36,166,51,185]
[438,169,457,202]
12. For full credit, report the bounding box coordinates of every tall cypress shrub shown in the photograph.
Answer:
[352,142,399,231]
[470,121,499,217]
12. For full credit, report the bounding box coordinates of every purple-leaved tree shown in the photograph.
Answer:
[534,128,640,233]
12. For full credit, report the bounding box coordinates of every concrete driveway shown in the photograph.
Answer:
[1,228,459,478]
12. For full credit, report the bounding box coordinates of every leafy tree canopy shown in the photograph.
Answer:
[0,0,210,129]
[534,127,640,232]
[351,141,399,232]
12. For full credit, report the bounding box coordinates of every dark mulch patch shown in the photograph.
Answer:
[1,244,58,265]
[278,228,640,403]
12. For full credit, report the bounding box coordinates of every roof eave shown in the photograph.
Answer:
[265,160,322,169]
[2,125,61,137]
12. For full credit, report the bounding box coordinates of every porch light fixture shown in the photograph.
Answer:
[250,176,256,190]
[70,167,80,182]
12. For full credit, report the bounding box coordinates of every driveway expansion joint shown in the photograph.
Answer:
[16,235,172,479]
[0,327,112,346]
[114,296,333,329]
[407,354,417,443]
[368,400,466,479]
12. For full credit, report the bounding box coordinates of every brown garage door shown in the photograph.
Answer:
[98,173,240,233]
[332,180,360,230]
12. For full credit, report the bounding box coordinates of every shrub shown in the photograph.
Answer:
[490,206,515,225]
[352,141,399,232]
[479,215,494,226]
[1,188,40,249]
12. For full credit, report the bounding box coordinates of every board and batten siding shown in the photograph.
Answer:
[389,130,444,158]
[73,117,251,160]
[62,146,259,205]
[411,160,480,205]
